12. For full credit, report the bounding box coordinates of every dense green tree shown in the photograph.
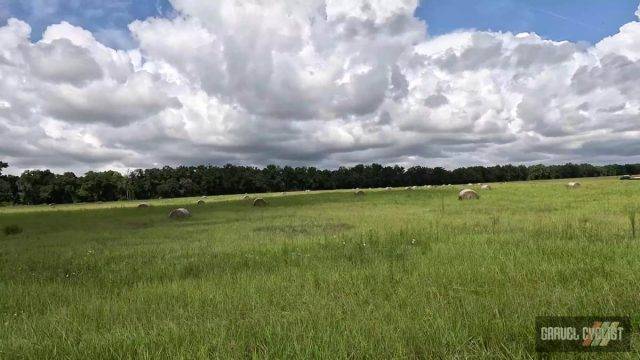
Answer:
[19,170,56,204]
[0,178,12,203]
[0,162,10,203]
[2,161,638,205]
[528,164,550,180]
[0,162,18,204]
[78,171,126,202]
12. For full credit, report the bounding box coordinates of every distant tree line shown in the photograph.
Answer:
[1,161,639,205]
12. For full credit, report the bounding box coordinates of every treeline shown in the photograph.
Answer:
[0,161,639,205]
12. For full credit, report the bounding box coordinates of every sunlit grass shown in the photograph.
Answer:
[1,177,639,358]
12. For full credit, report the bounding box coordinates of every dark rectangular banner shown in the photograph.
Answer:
[536,316,632,352]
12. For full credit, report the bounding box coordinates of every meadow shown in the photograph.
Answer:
[1,177,639,359]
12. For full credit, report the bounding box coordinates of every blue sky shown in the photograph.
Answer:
[1,0,638,48]
[416,0,639,43]
[0,0,174,48]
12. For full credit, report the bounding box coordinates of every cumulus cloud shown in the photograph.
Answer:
[41,72,180,126]
[1,0,640,174]
[27,38,103,85]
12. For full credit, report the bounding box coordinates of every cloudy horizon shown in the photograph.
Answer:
[1,1,640,175]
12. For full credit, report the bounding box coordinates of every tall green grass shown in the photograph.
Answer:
[629,208,637,239]
[0,178,639,358]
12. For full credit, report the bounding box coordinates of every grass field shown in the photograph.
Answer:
[1,177,639,358]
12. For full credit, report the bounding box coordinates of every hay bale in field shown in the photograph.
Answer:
[566,182,581,188]
[137,203,150,208]
[481,184,492,190]
[169,208,191,219]
[196,199,205,205]
[458,189,479,200]
[354,190,365,196]
[253,198,267,207]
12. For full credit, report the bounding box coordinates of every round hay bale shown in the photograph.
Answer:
[566,182,581,188]
[137,203,150,208]
[196,199,205,205]
[458,189,479,200]
[169,208,191,219]
[481,184,492,190]
[354,190,365,196]
[253,198,267,207]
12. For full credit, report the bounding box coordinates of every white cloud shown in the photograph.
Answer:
[595,21,640,61]
[1,1,640,174]
[27,39,103,85]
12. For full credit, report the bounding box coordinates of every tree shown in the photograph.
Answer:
[0,161,13,203]
[54,172,81,203]
[18,170,56,204]
[78,171,126,202]
[0,178,12,203]
[261,165,284,192]
[3,161,640,205]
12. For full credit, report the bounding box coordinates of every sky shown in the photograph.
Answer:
[1,0,174,48]
[0,0,640,175]
[417,0,640,44]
